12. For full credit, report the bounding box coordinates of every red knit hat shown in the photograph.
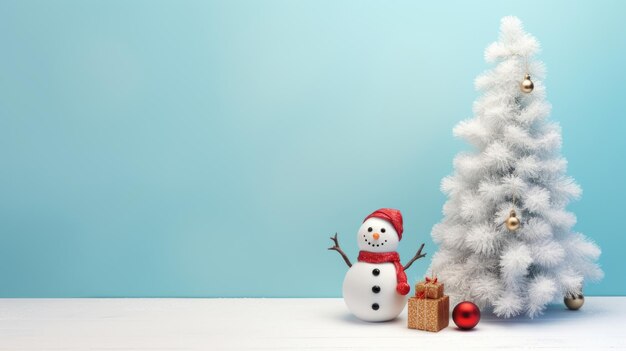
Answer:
[363,208,403,240]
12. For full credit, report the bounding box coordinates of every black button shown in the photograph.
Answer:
[372,285,381,293]
[372,303,379,310]
[372,268,380,276]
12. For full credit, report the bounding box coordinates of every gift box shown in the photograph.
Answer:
[407,295,449,332]
[415,277,444,299]
[407,276,450,332]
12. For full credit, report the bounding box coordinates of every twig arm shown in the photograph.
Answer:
[403,243,426,271]
[328,233,352,268]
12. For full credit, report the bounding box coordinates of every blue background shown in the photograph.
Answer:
[1,0,624,297]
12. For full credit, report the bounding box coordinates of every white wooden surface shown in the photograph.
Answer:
[0,297,623,350]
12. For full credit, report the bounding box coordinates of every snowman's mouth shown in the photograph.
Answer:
[363,235,388,248]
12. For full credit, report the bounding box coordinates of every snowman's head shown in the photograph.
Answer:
[357,217,400,252]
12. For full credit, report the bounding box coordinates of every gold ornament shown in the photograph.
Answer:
[505,210,520,231]
[520,74,534,93]
[564,293,584,310]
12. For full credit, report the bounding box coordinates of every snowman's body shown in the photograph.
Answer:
[342,216,408,322]
[343,261,408,322]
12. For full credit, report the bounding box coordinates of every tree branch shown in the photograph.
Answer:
[328,233,352,268]
[403,243,426,271]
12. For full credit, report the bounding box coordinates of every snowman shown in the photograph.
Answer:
[329,208,426,322]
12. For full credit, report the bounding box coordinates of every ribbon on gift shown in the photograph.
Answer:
[417,275,435,327]
[425,276,438,284]
[421,275,441,330]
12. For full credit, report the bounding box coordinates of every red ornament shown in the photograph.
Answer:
[452,301,480,330]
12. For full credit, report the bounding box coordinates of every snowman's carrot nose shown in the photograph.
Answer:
[372,233,380,240]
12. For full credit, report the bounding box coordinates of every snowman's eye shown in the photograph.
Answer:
[367,227,373,232]
[381,228,386,233]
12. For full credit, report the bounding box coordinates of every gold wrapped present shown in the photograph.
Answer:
[415,277,444,299]
[407,295,449,332]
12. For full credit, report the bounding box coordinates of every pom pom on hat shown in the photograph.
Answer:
[363,208,404,240]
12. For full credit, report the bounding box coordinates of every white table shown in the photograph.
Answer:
[0,297,623,350]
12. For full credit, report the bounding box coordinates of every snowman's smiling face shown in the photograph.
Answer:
[356,217,399,252]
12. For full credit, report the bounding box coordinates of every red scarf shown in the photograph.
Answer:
[358,251,410,295]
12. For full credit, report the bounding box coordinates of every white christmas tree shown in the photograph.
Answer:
[429,16,603,318]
